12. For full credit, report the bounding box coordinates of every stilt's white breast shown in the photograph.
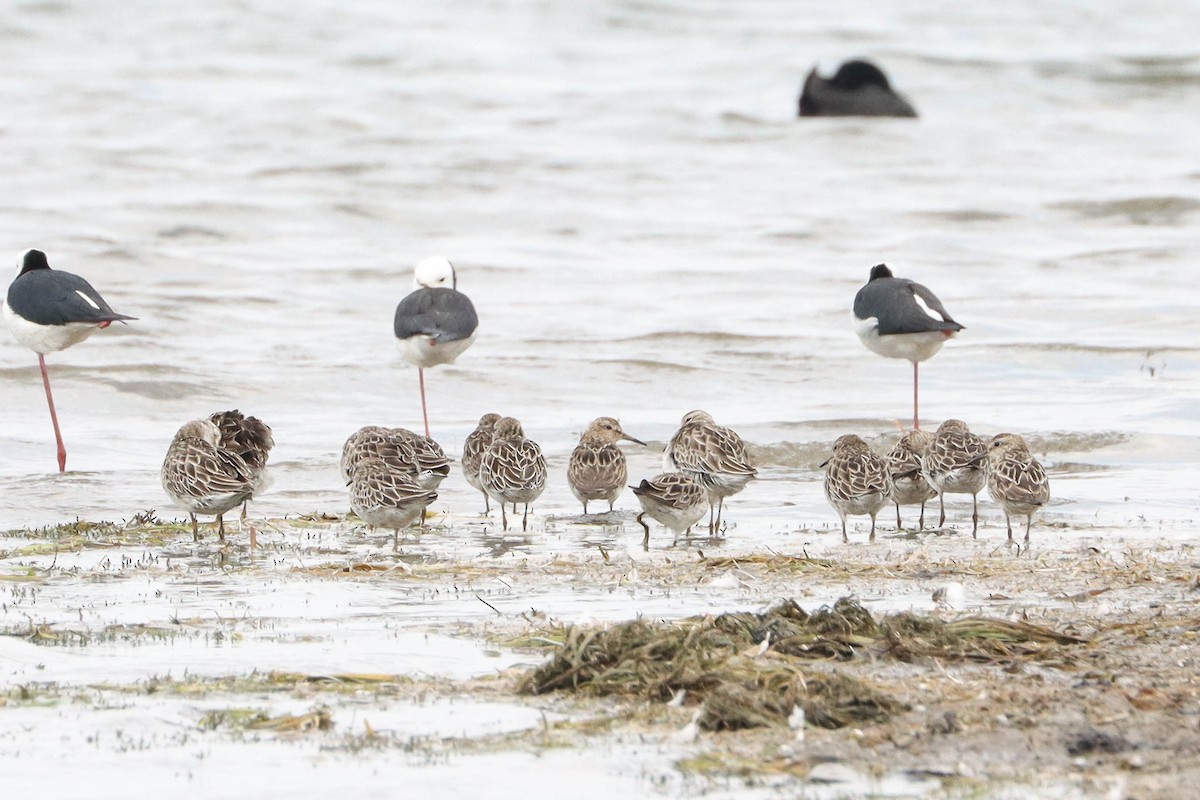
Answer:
[3,301,100,354]
[855,316,952,363]
[398,331,476,368]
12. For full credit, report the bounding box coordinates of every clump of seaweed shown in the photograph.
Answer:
[518,597,1087,732]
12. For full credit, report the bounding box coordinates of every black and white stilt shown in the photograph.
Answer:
[852,264,963,430]
[393,256,478,438]
[2,249,135,472]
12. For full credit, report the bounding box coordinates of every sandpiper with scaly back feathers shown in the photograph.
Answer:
[208,409,274,520]
[987,433,1051,543]
[822,434,891,543]
[663,410,757,535]
[462,412,502,513]
[922,419,988,536]
[347,456,438,550]
[567,417,646,514]
[340,425,451,491]
[629,472,709,549]
[3,249,136,472]
[479,417,547,532]
[884,429,937,530]
[853,264,963,430]
[161,419,256,542]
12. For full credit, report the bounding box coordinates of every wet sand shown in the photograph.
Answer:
[3,508,1197,799]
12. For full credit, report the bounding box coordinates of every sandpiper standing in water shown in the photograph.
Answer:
[922,419,988,536]
[822,434,891,543]
[664,410,757,535]
[630,472,709,549]
[161,419,256,542]
[479,417,547,532]
[347,456,438,550]
[3,249,135,472]
[209,409,274,521]
[853,264,962,430]
[567,417,646,514]
[462,412,502,513]
[884,429,936,530]
[987,433,1051,544]
[393,256,478,439]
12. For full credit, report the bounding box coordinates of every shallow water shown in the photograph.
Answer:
[0,1,1198,796]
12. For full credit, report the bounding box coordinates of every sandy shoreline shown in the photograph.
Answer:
[1,512,1197,798]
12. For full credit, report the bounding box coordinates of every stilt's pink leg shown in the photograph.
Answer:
[39,355,67,473]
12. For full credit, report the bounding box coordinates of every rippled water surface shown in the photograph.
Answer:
[0,3,1197,795]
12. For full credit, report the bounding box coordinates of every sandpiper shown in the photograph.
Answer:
[822,434,891,543]
[3,249,135,472]
[567,417,647,514]
[663,410,756,534]
[347,456,438,550]
[209,409,274,520]
[799,60,918,118]
[853,264,963,430]
[629,472,709,549]
[478,416,547,532]
[161,419,256,542]
[884,429,937,530]
[340,425,451,491]
[922,419,988,536]
[987,433,1051,543]
[393,256,478,438]
[462,412,502,513]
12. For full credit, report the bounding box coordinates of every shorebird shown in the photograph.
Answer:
[340,425,451,491]
[393,256,478,438]
[347,456,438,550]
[663,410,756,534]
[478,416,547,532]
[922,419,988,536]
[161,419,256,542]
[2,249,135,472]
[629,472,709,549]
[209,410,274,520]
[567,417,647,514]
[987,433,1051,543]
[822,434,891,543]
[853,264,963,430]
[884,429,937,530]
[799,60,918,118]
[462,412,502,513]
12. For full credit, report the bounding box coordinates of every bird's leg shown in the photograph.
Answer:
[715,498,725,534]
[608,500,614,513]
[241,500,249,523]
[217,514,226,542]
[706,504,715,536]
[918,501,926,531]
[841,518,848,544]
[971,494,978,539]
[583,499,588,515]
[912,361,920,431]
[500,502,508,531]
[938,493,946,528]
[38,355,67,473]
[1024,515,1032,544]
[637,512,650,551]
[191,513,199,542]
[895,503,902,529]
[393,529,400,552]
[418,368,430,439]
[482,491,490,514]
[869,513,877,543]
[522,503,529,532]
